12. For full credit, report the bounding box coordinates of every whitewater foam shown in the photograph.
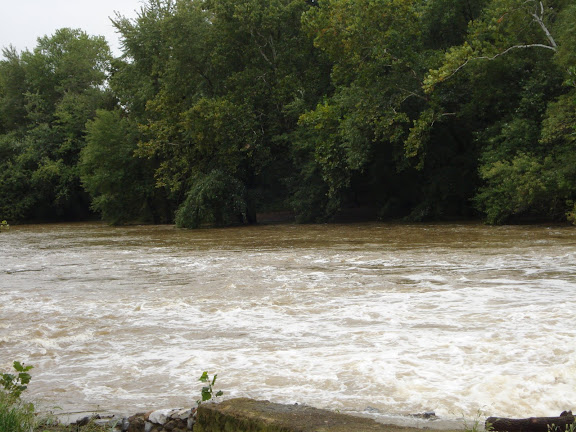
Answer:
[1,222,575,421]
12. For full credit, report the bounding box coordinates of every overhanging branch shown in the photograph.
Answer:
[444,43,556,82]
[530,1,558,50]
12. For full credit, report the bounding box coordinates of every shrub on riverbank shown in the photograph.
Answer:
[0,362,110,432]
[0,361,36,432]
[0,391,35,432]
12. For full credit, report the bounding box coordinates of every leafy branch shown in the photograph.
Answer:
[424,0,558,93]
[1,361,33,399]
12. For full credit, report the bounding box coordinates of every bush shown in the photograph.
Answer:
[175,170,247,228]
[0,361,35,432]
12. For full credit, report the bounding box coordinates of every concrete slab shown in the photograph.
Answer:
[195,398,464,432]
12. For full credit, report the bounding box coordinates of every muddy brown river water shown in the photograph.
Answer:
[1,222,575,423]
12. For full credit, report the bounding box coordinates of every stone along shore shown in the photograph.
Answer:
[64,398,465,432]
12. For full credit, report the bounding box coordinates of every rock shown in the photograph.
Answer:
[127,414,146,432]
[94,417,122,428]
[76,416,91,427]
[171,408,192,421]
[76,414,101,427]
[410,411,437,419]
[187,407,197,430]
[149,409,175,425]
[122,409,194,432]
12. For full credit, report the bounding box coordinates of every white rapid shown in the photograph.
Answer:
[1,222,575,424]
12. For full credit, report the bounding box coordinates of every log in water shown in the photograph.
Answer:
[487,413,575,432]
[1,222,575,423]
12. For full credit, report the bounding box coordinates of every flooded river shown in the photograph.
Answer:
[1,222,575,424]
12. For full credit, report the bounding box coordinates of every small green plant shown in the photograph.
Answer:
[0,220,9,232]
[548,421,576,432]
[1,361,34,399]
[0,362,35,432]
[0,394,35,432]
[197,372,223,405]
[463,410,493,432]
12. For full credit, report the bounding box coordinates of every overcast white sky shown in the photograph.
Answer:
[0,0,146,56]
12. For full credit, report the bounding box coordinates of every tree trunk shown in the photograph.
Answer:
[487,413,575,432]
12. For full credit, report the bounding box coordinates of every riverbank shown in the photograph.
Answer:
[38,399,469,432]
[28,398,576,432]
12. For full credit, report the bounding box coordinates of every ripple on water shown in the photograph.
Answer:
[1,222,576,420]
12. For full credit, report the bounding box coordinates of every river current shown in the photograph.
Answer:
[1,222,575,424]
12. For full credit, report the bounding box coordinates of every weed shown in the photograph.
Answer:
[463,410,493,432]
[197,372,223,406]
[548,421,576,432]
[0,391,35,432]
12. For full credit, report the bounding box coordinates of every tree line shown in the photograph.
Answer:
[1,0,574,227]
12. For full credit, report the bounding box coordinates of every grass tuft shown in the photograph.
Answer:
[0,392,35,432]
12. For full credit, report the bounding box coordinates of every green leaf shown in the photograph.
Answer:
[215,390,223,397]
[199,371,209,382]
[211,374,217,386]
[18,372,32,385]
[2,373,15,382]
[201,386,212,401]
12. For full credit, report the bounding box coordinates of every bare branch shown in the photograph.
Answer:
[530,1,558,49]
[485,43,556,56]
[268,36,277,63]
[497,1,557,50]
[442,43,556,83]
[397,87,428,104]
[250,29,273,67]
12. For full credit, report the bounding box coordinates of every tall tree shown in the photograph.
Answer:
[296,0,485,221]
[112,0,330,227]
[81,109,166,225]
[0,29,114,222]
[423,0,576,223]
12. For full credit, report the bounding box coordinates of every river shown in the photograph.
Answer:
[1,222,575,425]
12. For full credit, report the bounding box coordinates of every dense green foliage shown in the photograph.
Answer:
[0,29,114,222]
[1,0,574,226]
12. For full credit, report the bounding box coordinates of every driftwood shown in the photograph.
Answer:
[487,412,575,432]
